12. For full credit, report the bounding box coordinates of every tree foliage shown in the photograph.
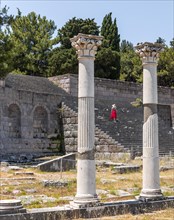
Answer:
[57,17,99,49]
[157,44,174,87]
[48,17,99,75]
[120,45,142,83]
[120,40,134,53]
[100,12,120,51]
[48,48,78,76]
[0,6,15,78]
[155,37,166,45]
[170,38,174,48]
[96,12,120,79]
[10,12,58,76]
[0,5,14,32]
[95,48,120,79]
[0,6,173,87]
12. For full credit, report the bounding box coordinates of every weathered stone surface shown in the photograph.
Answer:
[42,180,68,187]
[52,74,174,157]
[0,199,26,215]
[36,153,76,172]
[136,42,163,199]
[0,72,174,160]
[17,195,57,205]
[0,74,62,159]
[14,172,34,176]
[112,165,141,174]
[0,197,174,219]
[71,33,103,205]
[160,165,174,171]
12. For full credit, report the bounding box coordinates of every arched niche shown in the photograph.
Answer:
[33,106,48,138]
[8,103,21,138]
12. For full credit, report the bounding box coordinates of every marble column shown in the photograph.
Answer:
[70,33,103,206]
[135,42,164,199]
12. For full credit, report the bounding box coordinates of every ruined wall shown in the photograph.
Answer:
[50,74,174,125]
[49,74,174,105]
[1,74,173,159]
[0,75,62,160]
[49,74,174,155]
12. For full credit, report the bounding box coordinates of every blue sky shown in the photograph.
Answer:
[1,0,174,46]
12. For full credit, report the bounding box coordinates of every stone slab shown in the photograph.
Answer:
[37,153,76,172]
[112,165,141,174]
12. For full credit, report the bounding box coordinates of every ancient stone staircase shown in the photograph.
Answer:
[61,101,125,160]
[61,95,174,156]
[158,117,174,155]
[95,99,143,156]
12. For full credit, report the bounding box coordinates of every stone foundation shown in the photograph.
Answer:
[0,197,173,219]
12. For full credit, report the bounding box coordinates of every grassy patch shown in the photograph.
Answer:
[0,157,173,211]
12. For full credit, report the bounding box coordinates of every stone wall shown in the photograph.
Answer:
[49,74,174,105]
[171,104,174,127]
[49,74,174,131]
[1,74,173,159]
[0,74,62,159]
[50,74,174,155]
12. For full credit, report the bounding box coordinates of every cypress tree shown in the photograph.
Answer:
[100,12,120,51]
[96,12,120,79]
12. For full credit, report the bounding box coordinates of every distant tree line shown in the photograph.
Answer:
[0,6,174,87]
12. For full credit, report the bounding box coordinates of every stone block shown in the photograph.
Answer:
[112,164,141,174]
[95,145,109,152]
[37,153,76,172]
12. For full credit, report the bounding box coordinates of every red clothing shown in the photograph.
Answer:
[110,109,117,120]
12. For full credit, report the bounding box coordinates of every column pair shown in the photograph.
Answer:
[70,37,164,206]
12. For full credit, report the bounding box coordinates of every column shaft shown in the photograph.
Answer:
[70,33,103,206]
[135,42,164,199]
[75,55,97,203]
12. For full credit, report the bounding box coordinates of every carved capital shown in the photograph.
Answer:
[135,42,164,64]
[70,33,103,59]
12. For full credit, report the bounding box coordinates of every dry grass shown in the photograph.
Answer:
[0,157,174,218]
[94,208,174,220]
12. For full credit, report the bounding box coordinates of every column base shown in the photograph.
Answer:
[139,189,164,201]
[70,194,100,208]
[0,199,26,215]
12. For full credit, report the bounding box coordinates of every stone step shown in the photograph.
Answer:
[62,97,174,155]
[0,200,26,215]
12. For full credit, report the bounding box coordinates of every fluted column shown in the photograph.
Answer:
[135,42,164,199]
[70,33,103,206]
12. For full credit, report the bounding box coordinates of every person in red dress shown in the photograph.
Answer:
[110,104,117,122]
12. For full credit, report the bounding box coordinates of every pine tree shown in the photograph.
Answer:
[57,17,99,49]
[10,12,58,76]
[157,42,174,87]
[0,6,14,78]
[155,37,166,45]
[48,17,99,76]
[120,40,134,53]
[120,48,142,83]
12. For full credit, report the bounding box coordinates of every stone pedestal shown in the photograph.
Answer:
[70,33,103,206]
[0,200,26,215]
[135,42,164,199]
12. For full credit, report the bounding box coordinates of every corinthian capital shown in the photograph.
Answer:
[70,33,103,58]
[135,42,164,63]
